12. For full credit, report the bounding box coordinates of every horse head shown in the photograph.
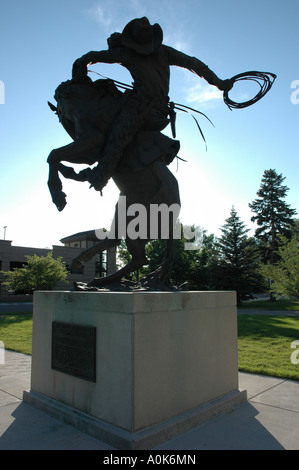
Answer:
[49,77,122,138]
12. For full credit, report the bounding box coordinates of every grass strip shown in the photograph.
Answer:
[238,314,299,381]
[240,299,299,311]
[1,311,299,382]
[0,314,33,355]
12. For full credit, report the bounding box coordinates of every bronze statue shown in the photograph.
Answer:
[72,17,233,193]
[48,77,181,290]
[47,17,233,290]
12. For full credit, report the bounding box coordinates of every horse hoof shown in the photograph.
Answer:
[52,191,67,211]
[78,167,92,182]
[87,169,108,192]
[71,282,87,291]
[87,278,103,287]
[57,202,67,212]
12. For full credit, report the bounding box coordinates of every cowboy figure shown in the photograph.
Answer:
[72,17,233,192]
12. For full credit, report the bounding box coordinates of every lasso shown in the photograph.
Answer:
[223,71,277,110]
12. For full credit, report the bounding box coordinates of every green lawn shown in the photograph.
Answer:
[240,298,299,311]
[1,309,299,381]
[0,314,33,355]
[238,314,299,380]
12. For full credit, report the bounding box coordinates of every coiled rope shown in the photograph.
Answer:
[223,71,276,110]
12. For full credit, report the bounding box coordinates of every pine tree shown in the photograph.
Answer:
[214,206,262,305]
[249,169,297,264]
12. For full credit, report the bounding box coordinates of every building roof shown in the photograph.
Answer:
[60,229,100,244]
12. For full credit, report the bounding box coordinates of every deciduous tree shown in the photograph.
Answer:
[1,252,68,293]
[260,237,299,299]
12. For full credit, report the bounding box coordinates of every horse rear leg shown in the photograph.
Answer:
[69,236,121,272]
[87,239,148,287]
[140,238,175,290]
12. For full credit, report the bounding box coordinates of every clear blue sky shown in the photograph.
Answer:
[0,0,298,248]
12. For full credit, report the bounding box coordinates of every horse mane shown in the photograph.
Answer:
[54,77,122,103]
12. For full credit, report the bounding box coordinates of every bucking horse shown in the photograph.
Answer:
[47,72,181,290]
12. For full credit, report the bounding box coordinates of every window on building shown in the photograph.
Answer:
[95,251,107,277]
[10,261,27,270]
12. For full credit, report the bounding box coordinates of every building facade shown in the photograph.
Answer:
[0,230,116,298]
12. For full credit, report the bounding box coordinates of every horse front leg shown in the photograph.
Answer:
[47,133,103,211]
[58,163,92,182]
[47,150,67,212]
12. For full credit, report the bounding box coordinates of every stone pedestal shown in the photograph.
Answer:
[23,290,246,449]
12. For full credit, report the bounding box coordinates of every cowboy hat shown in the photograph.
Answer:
[121,17,163,54]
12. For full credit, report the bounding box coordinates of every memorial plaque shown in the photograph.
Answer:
[52,321,96,382]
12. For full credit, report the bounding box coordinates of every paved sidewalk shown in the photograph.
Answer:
[0,349,299,450]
